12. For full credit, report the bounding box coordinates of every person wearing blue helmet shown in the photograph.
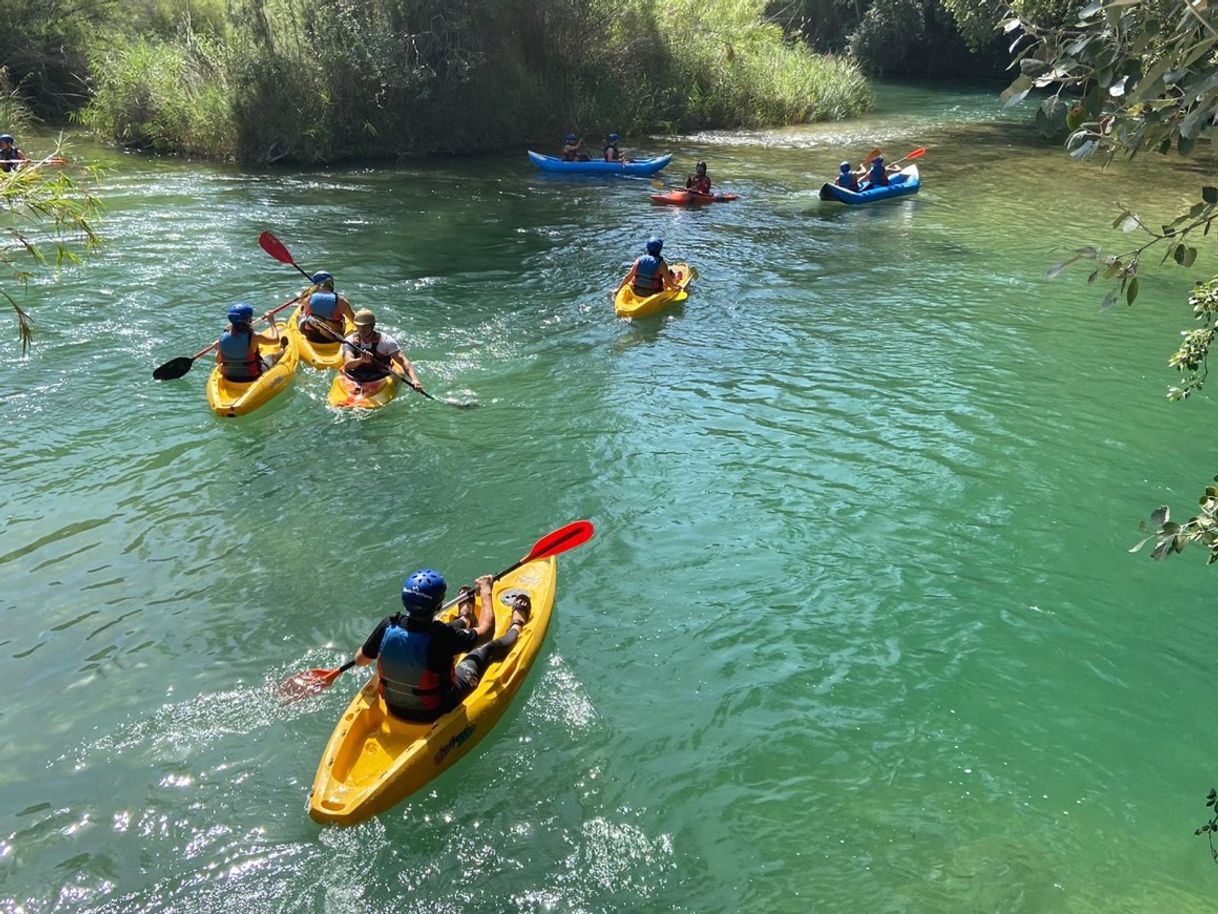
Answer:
[299,269,355,343]
[215,303,285,382]
[621,236,678,297]
[862,154,897,190]
[352,569,533,722]
[0,134,28,173]
[835,161,860,192]
[603,133,623,162]
[561,132,589,162]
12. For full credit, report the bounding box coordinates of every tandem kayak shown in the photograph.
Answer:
[327,371,398,410]
[205,323,298,418]
[309,556,558,825]
[285,306,353,370]
[614,263,694,319]
[649,190,738,206]
[527,151,672,176]
[818,164,920,205]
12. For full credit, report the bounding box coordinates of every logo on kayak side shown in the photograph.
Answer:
[434,725,476,766]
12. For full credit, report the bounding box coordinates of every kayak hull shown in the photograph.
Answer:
[819,164,920,205]
[308,557,558,825]
[327,372,398,410]
[205,324,298,418]
[614,263,693,319]
[286,305,353,370]
[528,151,671,176]
[649,190,738,206]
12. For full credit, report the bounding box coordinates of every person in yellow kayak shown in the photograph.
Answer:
[561,133,589,162]
[603,133,624,162]
[340,308,423,389]
[685,161,711,195]
[621,236,678,297]
[300,270,355,343]
[215,303,286,382]
[352,569,533,722]
[0,134,28,172]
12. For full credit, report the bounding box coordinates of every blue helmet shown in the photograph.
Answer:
[310,270,334,286]
[840,161,851,172]
[872,155,884,167]
[565,133,577,143]
[227,303,254,325]
[645,236,663,255]
[401,568,447,615]
[0,134,13,144]
[608,133,619,142]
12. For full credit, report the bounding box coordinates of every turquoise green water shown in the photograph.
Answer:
[3,83,1218,912]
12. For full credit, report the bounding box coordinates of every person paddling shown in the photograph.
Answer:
[860,154,900,190]
[604,133,623,162]
[561,133,589,162]
[621,236,678,297]
[352,570,533,722]
[685,161,712,195]
[0,134,28,173]
[300,270,355,343]
[341,308,423,389]
[216,303,285,382]
[835,161,860,192]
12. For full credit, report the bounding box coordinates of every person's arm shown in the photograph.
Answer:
[392,352,422,389]
[342,341,371,372]
[660,262,678,290]
[337,296,355,323]
[685,176,693,188]
[471,575,496,640]
[617,262,638,293]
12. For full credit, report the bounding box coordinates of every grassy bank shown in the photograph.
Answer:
[72,0,871,163]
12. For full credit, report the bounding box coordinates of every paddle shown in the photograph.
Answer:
[278,519,596,700]
[861,147,883,166]
[259,231,314,281]
[151,292,305,381]
[888,147,926,168]
[305,316,476,409]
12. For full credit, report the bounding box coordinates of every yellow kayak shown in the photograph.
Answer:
[613,262,693,319]
[285,305,353,370]
[327,371,398,410]
[309,556,557,825]
[205,323,298,418]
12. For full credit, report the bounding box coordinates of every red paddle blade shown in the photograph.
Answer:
[905,147,927,160]
[524,520,595,563]
[277,666,341,701]
[259,231,296,265]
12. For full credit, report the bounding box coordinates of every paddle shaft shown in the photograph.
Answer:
[305,316,435,401]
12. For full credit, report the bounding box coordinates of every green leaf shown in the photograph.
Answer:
[1126,277,1139,305]
[1180,135,1196,156]
[1184,246,1198,267]
[1100,288,1118,310]
[1204,186,1218,204]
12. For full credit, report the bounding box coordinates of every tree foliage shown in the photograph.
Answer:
[1,150,102,352]
[1009,0,1218,564]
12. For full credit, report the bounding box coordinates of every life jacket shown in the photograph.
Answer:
[303,292,341,342]
[689,175,711,194]
[343,330,386,382]
[562,146,579,162]
[377,614,454,718]
[836,172,858,191]
[0,147,20,172]
[632,255,665,295]
[604,143,620,161]
[868,161,889,187]
[218,327,262,381]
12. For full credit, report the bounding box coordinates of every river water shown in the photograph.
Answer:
[3,82,1217,913]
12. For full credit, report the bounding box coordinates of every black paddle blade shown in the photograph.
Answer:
[152,356,194,381]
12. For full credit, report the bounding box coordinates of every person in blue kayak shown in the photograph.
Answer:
[340,307,423,389]
[561,133,590,162]
[860,154,901,190]
[299,270,355,343]
[603,133,623,162]
[0,134,28,172]
[686,161,712,195]
[621,236,678,297]
[835,161,860,192]
[352,569,533,722]
[215,303,285,382]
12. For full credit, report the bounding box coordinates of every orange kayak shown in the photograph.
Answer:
[649,190,738,206]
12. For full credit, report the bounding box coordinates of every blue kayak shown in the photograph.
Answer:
[527,151,672,176]
[818,164,921,205]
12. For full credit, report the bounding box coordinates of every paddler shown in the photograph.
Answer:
[604,133,623,162]
[561,133,589,162]
[685,161,712,195]
[835,161,860,192]
[215,303,286,382]
[0,134,28,172]
[621,236,678,297]
[352,570,533,722]
[300,270,355,343]
[340,308,423,389]
[860,154,900,190]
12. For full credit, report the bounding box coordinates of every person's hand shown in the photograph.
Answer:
[475,574,494,593]
[411,380,423,392]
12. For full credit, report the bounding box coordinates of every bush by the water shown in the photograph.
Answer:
[70,0,871,163]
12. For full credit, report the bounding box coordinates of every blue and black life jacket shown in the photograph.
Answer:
[868,161,889,187]
[604,143,620,161]
[307,291,339,322]
[633,255,664,295]
[377,614,453,717]
[837,172,858,191]
[218,327,261,380]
